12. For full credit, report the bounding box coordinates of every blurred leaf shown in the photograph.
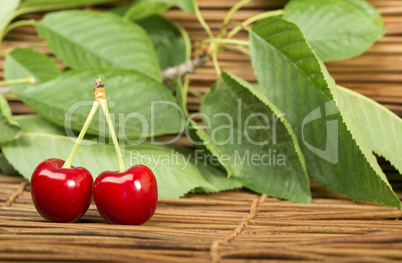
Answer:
[0,153,19,175]
[191,157,242,193]
[283,0,385,61]
[15,68,184,138]
[0,94,21,144]
[4,48,60,93]
[176,77,213,155]
[177,0,195,13]
[36,10,161,81]
[123,0,176,21]
[137,15,191,70]
[109,4,130,16]
[171,142,242,193]
[18,0,119,11]
[175,76,188,114]
[0,0,20,37]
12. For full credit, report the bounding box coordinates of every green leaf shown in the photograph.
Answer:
[18,0,119,12]
[177,77,271,194]
[198,71,311,203]
[193,163,242,193]
[250,17,400,208]
[171,144,242,193]
[110,6,190,69]
[337,86,402,174]
[176,77,215,157]
[176,77,188,115]
[0,94,21,144]
[177,0,195,13]
[35,10,161,81]
[15,68,184,138]
[0,0,20,36]
[123,0,176,21]
[4,48,60,93]
[2,115,216,198]
[283,0,385,61]
[109,4,130,16]
[0,153,19,175]
[137,15,191,70]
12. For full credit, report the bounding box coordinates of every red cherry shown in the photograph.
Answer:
[93,165,158,225]
[31,158,93,223]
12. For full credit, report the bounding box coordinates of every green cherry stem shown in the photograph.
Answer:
[93,78,126,173]
[0,76,35,87]
[194,0,214,39]
[227,9,284,38]
[218,0,252,38]
[62,100,100,169]
[210,43,221,77]
[1,19,36,42]
[99,99,126,173]
[200,38,249,47]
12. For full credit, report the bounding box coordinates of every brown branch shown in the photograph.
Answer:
[162,55,209,83]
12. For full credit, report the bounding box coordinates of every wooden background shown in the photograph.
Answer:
[0,0,401,262]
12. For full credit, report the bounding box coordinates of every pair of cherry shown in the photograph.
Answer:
[31,159,157,225]
[30,79,158,225]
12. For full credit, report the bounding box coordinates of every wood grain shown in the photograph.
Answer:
[0,174,401,262]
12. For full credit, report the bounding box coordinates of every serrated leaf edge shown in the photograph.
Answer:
[222,71,309,176]
[251,17,400,208]
[337,85,402,175]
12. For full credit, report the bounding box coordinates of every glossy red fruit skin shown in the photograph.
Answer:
[30,158,93,223]
[93,165,158,225]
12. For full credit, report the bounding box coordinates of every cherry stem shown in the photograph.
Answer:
[1,19,36,42]
[227,10,284,38]
[62,100,100,169]
[0,76,35,87]
[210,43,221,77]
[200,38,249,47]
[99,99,126,173]
[218,0,252,38]
[194,0,214,39]
[188,87,204,99]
